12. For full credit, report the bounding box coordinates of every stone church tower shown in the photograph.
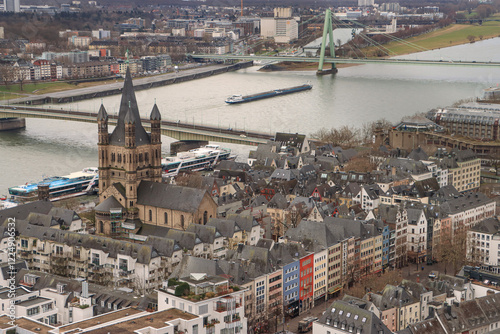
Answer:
[97,67,162,208]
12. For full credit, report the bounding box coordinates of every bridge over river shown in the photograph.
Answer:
[0,105,270,146]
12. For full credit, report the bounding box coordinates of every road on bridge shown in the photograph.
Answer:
[0,104,272,145]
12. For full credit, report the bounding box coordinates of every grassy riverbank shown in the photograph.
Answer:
[371,21,500,55]
[0,79,127,97]
[271,21,500,71]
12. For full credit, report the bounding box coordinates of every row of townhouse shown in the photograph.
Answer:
[282,218,384,314]
[10,54,172,81]
[406,293,500,334]
[372,190,496,266]
[313,284,500,334]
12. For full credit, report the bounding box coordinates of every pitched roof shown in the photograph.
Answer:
[95,196,124,213]
[137,181,210,212]
[408,147,429,161]
[97,104,108,121]
[150,103,161,120]
[319,300,392,334]
[109,67,150,147]
[169,256,223,279]
[0,200,53,225]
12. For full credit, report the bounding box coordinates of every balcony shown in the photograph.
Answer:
[119,269,135,276]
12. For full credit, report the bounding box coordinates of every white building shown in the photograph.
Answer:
[468,217,500,274]
[406,208,427,264]
[91,29,111,39]
[260,8,299,44]
[358,0,374,7]
[353,185,381,211]
[172,28,186,37]
[0,284,58,325]
[158,273,247,333]
[4,0,20,12]
[422,160,448,188]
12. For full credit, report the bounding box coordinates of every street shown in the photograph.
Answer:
[278,261,451,333]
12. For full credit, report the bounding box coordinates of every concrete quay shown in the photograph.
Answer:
[0,117,25,131]
[11,61,253,106]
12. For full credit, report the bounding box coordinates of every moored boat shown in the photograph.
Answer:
[7,167,99,202]
[162,145,235,177]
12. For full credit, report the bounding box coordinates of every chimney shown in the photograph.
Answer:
[82,281,89,298]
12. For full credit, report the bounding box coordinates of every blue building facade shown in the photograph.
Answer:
[283,259,300,318]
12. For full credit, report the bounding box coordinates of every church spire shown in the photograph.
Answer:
[109,67,150,146]
[97,103,108,121]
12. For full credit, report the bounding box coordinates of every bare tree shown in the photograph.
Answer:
[438,229,468,275]
[0,65,13,89]
[344,154,377,173]
[310,125,360,148]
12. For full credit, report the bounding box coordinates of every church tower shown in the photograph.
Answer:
[97,67,162,208]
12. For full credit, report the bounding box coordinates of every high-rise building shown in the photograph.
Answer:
[260,7,299,43]
[4,0,20,12]
[358,0,374,7]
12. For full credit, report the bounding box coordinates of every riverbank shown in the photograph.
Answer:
[263,22,500,72]
[366,22,500,56]
[258,62,359,71]
[9,62,253,105]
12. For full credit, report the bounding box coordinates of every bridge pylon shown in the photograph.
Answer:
[317,8,338,75]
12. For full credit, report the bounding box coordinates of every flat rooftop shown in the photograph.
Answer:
[0,315,15,329]
[11,317,54,334]
[17,296,52,307]
[58,308,143,333]
[0,287,32,299]
[83,309,198,334]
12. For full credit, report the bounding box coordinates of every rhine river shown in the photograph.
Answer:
[1,38,500,195]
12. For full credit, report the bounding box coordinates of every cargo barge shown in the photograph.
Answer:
[225,84,312,104]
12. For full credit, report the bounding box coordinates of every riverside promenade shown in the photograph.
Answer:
[11,61,253,105]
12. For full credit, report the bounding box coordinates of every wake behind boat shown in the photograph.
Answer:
[225,84,312,104]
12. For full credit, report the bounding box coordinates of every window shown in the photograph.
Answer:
[149,210,152,221]
[199,304,208,314]
[181,215,185,229]
[21,239,28,248]
[92,253,100,266]
[164,212,168,225]
[203,211,208,225]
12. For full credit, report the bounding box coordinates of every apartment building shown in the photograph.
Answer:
[8,220,167,293]
[406,208,428,264]
[158,273,247,334]
[468,217,500,274]
[313,250,328,304]
[0,285,57,325]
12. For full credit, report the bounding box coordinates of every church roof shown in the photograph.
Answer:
[97,104,108,121]
[124,107,135,124]
[137,181,209,212]
[95,196,124,213]
[109,67,150,146]
[150,103,161,120]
